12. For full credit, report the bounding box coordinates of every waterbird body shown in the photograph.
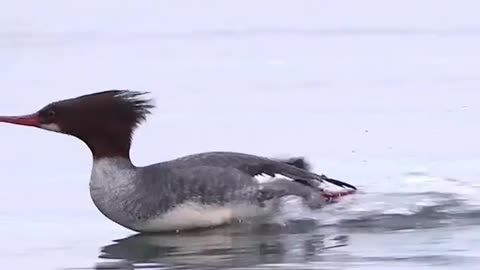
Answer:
[0,90,356,232]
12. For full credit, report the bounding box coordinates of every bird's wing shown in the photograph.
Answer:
[169,152,357,190]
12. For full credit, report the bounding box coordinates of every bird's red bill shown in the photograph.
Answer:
[0,113,40,127]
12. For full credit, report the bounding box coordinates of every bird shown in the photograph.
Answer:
[0,90,356,232]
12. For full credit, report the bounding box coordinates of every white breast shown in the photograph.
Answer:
[90,158,137,190]
[89,158,139,226]
[135,201,277,232]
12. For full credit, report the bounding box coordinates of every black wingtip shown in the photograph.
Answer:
[320,174,357,190]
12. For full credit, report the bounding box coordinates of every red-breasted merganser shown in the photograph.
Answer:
[0,90,356,232]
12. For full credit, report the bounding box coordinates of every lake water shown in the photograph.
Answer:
[1,1,480,269]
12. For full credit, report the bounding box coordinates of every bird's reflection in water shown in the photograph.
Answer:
[97,220,349,269]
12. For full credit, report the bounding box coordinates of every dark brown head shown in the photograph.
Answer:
[0,90,154,159]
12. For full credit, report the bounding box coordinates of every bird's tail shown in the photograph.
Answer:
[277,157,311,171]
[277,157,357,203]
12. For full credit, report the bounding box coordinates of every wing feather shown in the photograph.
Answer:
[170,152,357,190]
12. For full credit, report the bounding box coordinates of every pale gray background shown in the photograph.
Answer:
[1,1,479,269]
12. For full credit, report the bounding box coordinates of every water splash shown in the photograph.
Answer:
[275,171,480,232]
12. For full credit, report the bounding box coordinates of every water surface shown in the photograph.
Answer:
[1,1,480,269]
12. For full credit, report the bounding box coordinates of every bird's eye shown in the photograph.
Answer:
[47,110,56,119]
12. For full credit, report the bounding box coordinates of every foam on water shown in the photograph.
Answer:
[267,170,480,232]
